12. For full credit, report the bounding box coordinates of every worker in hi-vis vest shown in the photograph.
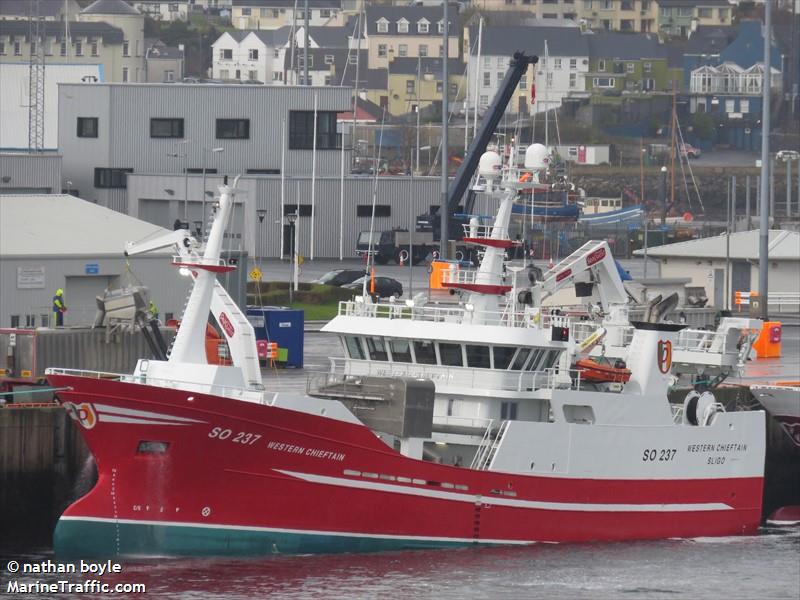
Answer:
[52,288,67,326]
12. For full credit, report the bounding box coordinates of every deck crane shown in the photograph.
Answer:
[419,52,539,243]
[124,224,263,391]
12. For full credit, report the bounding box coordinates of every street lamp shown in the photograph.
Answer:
[167,139,189,223]
[201,147,225,239]
[286,212,298,304]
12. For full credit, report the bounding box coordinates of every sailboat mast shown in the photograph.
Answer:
[544,40,549,150]
[440,0,449,258]
[670,83,677,211]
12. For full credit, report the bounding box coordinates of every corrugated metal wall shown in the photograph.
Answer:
[58,83,352,208]
[128,172,445,259]
[0,154,62,194]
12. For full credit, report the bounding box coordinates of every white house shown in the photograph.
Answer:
[465,24,590,115]
[212,30,285,82]
[633,230,800,311]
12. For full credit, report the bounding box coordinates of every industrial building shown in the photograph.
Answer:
[57,82,353,212]
[634,229,800,310]
[0,154,62,194]
[0,193,195,328]
[127,172,442,259]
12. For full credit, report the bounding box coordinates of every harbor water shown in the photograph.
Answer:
[2,529,798,599]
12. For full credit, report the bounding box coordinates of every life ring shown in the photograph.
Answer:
[519,172,532,183]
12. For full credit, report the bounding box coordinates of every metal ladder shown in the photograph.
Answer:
[470,420,510,470]
[211,281,262,388]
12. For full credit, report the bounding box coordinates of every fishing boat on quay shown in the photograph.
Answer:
[48,169,766,558]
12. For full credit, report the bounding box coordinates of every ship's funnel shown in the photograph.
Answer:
[622,322,685,396]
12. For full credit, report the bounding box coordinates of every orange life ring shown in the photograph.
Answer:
[519,172,532,183]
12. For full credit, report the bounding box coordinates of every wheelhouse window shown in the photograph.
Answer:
[289,111,340,150]
[216,119,249,139]
[150,118,184,138]
[493,346,517,369]
[388,339,412,363]
[365,337,388,361]
[77,117,98,138]
[438,343,463,367]
[344,336,365,360]
[413,340,437,365]
[466,345,491,369]
[510,348,532,371]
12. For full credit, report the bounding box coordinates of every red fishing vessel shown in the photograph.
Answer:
[48,176,766,558]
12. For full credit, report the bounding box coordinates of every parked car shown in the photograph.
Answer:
[343,276,403,299]
[311,269,364,287]
[681,143,701,159]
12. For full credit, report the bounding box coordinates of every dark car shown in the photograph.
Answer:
[311,269,364,287]
[343,276,403,299]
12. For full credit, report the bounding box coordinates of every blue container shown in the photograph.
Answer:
[246,306,304,368]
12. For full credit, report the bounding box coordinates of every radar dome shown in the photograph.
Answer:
[478,151,502,180]
[524,143,549,170]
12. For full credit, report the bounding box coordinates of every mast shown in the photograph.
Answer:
[670,83,677,212]
[758,0,771,320]
[544,40,549,150]
[473,16,482,142]
[303,0,309,85]
[440,0,449,258]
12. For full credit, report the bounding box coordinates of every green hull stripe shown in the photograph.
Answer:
[54,519,480,558]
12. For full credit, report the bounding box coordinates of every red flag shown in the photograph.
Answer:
[531,83,536,103]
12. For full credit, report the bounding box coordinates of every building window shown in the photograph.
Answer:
[289,111,340,150]
[30,40,37,55]
[246,168,280,174]
[479,94,488,106]
[438,20,446,34]
[0,41,5,55]
[165,70,175,82]
[483,72,491,87]
[398,44,408,57]
[123,40,129,56]
[216,119,250,139]
[725,99,735,113]
[719,8,729,21]
[740,99,750,113]
[241,7,251,16]
[357,205,391,217]
[297,54,313,68]
[418,20,429,34]
[220,69,229,79]
[598,59,606,72]
[150,118,184,138]
[324,54,334,65]
[60,41,67,56]
[284,204,312,217]
[593,77,615,88]
[321,9,331,18]
[398,19,409,33]
[274,48,280,58]
[74,40,83,56]
[419,44,428,57]
[627,62,635,73]
[249,70,258,80]
[677,7,692,17]
[569,73,577,88]
[554,58,562,69]
[569,58,577,70]
[90,39,98,56]
[439,44,444,57]
[378,44,387,58]
[406,79,415,94]
[546,72,553,86]
[219,48,232,60]
[698,8,712,18]
[94,168,132,189]
[248,48,259,60]
[122,67,129,82]
[643,62,651,73]
[519,75,527,90]
[436,81,443,93]
[77,117,98,138]
[377,18,388,33]
[497,72,503,84]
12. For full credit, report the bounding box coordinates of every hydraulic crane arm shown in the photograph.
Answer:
[533,241,628,311]
[124,229,199,258]
[447,51,538,216]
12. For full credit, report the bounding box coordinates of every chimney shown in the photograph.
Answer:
[622,322,685,397]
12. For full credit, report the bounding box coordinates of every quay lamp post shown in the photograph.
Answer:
[286,212,298,304]
[167,139,189,223]
[201,147,225,239]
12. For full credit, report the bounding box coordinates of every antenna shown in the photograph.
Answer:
[28,0,45,152]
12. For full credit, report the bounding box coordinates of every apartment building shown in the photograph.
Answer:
[465,24,590,115]
[232,0,345,30]
[654,0,732,37]
[0,0,81,21]
[78,0,147,82]
[212,30,284,82]
[584,30,678,93]
[365,5,460,70]
[57,83,351,213]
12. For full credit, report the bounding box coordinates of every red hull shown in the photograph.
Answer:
[49,374,764,556]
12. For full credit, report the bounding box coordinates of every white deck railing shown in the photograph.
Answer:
[328,357,580,393]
